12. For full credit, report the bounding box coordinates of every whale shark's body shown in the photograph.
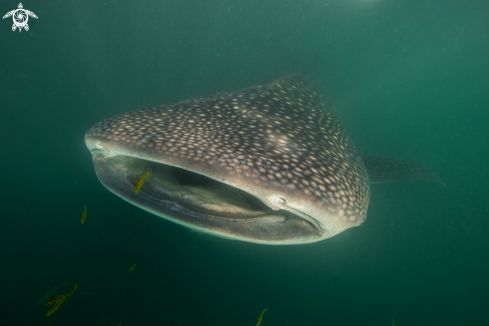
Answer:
[85,75,442,245]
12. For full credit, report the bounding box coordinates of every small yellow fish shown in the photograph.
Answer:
[128,261,138,272]
[45,281,81,317]
[134,172,150,193]
[46,298,66,317]
[81,205,87,224]
[118,318,123,326]
[44,281,80,306]
[256,309,268,326]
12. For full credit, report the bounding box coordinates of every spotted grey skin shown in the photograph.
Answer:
[85,74,440,245]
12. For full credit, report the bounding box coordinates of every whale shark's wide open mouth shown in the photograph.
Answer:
[91,152,323,244]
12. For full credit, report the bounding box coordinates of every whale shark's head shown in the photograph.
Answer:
[85,75,370,245]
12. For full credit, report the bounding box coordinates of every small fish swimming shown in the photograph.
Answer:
[37,280,67,305]
[45,282,80,317]
[128,261,137,272]
[46,298,66,317]
[81,205,87,224]
[256,309,268,326]
[134,172,150,193]
[44,281,80,306]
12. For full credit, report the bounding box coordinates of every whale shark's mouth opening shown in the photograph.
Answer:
[91,153,322,244]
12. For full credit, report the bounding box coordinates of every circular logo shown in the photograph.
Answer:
[13,9,27,27]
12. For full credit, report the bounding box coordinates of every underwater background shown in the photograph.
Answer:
[1,0,488,325]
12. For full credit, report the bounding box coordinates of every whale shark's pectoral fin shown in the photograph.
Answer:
[360,154,445,187]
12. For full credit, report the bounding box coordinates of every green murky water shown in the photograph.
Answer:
[1,1,488,325]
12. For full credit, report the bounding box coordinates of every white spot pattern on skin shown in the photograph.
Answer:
[86,74,370,218]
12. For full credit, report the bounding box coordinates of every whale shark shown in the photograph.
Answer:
[85,74,442,245]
